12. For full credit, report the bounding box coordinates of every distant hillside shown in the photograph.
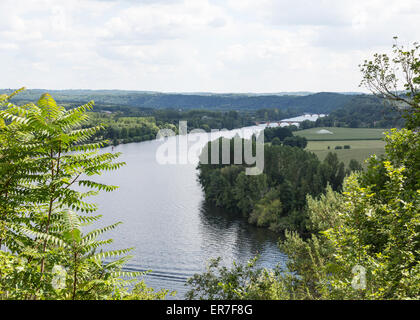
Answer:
[3,89,361,113]
[314,95,405,128]
[127,92,355,113]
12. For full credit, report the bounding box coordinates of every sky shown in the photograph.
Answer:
[0,0,419,93]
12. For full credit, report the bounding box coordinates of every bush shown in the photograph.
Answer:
[271,137,282,145]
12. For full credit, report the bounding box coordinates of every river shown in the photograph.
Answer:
[91,125,287,299]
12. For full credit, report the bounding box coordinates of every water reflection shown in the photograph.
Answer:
[198,201,285,268]
[89,127,286,299]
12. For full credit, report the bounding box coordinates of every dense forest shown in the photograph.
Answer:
[303,95,406,129]
[197,127,358,233]
[5,89,356,112]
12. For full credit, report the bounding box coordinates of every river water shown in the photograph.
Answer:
[92,125,287,298]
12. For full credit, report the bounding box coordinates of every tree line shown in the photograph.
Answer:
[7,90,356,112]
[197,130,359,233]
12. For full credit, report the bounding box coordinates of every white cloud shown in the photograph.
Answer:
[0,0,419,92]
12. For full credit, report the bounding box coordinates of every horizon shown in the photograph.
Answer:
[1,87,367,95]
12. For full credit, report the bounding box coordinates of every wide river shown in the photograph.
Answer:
[92,125,287,298]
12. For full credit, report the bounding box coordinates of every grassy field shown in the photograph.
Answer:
[294,127,386,141]
[294,127,387,166]
[306,140,386,151]
[306,140,385,166]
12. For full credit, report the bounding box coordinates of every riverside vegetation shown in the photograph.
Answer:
[197,128,355,234]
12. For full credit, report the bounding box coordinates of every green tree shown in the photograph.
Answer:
[348,159,363,172]
[319,152,346,191]
[283,136,308,148]
[271,137,281,146]
[0,90,169,300]
[360,37,420,129]
[249,189,283,231]
[185,257,288,300]
[233,172,268,217]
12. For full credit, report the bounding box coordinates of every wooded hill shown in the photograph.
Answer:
[4,89,364,113]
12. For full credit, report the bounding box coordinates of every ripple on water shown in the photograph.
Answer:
[90,127,286,299]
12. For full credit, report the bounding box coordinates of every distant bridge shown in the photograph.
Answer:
[255,114,324,126]
[255,121,299,126]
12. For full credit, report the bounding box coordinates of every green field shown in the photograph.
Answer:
[307,140,386,150]
[294,127,386,141]
[294,127,387,166]
[306,140,385,166]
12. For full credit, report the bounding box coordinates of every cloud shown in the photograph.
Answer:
[208,17,226,28]
[0,0,419,92]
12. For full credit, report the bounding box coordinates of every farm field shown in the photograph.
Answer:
[306,139,386,151]
[294,127,387,166]
[294,127,387,141]
[308,145,385,167]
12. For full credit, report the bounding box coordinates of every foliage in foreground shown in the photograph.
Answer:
[186,257,290,300]
[0,89,170,299]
